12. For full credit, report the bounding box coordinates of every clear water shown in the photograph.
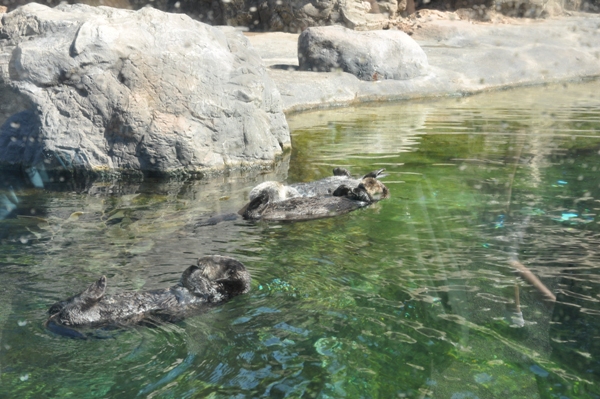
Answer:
[1,81,600,398]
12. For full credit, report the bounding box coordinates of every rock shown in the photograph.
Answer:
[340,0,394,30]
[493,0,560,18]
[256,0,340,32]
[298,25,429,81]
[0,3,290,178]
[151,0,404,32]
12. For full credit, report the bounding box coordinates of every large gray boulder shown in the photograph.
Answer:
[0,3,290,178]
[298,25,429,81]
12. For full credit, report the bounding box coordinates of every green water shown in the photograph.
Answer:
[1,81,600,398]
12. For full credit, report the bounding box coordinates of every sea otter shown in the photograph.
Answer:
[46,255,251,334]
[290,167,388,199]
[242,183,374,221]
[248,168,389,203]
[197,168,389,227]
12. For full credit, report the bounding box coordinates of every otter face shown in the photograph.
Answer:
[361,178,389,200]
[182,255,251,300]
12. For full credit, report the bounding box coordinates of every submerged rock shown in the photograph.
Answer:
[0,3,290,178]
[298,25,429,81]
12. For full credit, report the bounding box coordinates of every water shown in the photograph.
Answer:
[1,81,600,398]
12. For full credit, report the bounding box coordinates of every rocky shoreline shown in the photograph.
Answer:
[247,11,600,113]
[0,4,598,179]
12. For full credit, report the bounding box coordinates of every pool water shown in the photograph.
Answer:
[1,81,600,398]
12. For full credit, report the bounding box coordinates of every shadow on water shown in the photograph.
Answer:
[1,81,600,398]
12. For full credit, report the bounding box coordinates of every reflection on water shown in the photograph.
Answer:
[1,81,600,398]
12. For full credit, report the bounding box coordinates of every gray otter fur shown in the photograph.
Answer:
[242,183,374,221]
[247,168,388,203]
[290,168,388,198]
[46,255,251,331]
[248,181,301,202]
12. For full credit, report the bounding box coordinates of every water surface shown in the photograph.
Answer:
[1,81,600,398]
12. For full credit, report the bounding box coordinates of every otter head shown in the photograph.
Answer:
[361,177,389,200]
[181,255,251,302]
[48,276,107,327]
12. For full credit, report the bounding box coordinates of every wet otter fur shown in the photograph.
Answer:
[290,168,388,199]
[248,181,301,202]
[197,168,389,227]
[242,183,374,221]
[46,255,251,333]
[247,168,389,203]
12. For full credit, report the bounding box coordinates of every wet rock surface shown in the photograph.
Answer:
[0,3,290,177]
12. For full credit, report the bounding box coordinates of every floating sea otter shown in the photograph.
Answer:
[291,167,388,199]
[46,255,251,336]
[242,183,375,221]
[196,168,389,226]
[248,168,389,202]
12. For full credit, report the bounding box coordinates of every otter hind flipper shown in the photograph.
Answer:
[333,167,352,177]
[362,168,386,179]
[79,276,107,310]
[49,276,107,316]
